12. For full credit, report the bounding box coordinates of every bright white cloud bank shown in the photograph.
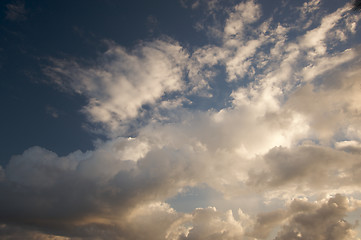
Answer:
[2,0,361,239]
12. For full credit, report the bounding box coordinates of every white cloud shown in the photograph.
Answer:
[45,40,188,134]
[299,0,321,18]
[223,0,261,40]
[179,207,246,240]
[225,38,264,81]
[335,140,361,154]
[299,3,351,55]
[286,66,361,142]
[187,45,227,94]
[301,48,356,82]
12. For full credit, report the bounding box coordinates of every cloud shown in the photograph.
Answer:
[45,106,60,118]
[353,0,361,11]
[223,0,261,40]
[299,3,351,55]
[188,1,286,84]
[179,207,247,240]
[146,15,159,34]
[250,194,361,240]
[188,0,359,89]
[45,39,188,135]
[335,140,361,154]
[274,194,360,240]
[300,0,321,16]
[0,224,71,240]
[1,106,359,238]
[0,107,305,238]
[247,144,361,194]
[0,139,246,238]
[5,1,27,21]
[179,0,221,12]
[300,49,356,82]
[2,171,359,240]
[286,65,361,142]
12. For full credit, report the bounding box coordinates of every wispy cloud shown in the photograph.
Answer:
[45,39,188,135]
[5,1,27,21]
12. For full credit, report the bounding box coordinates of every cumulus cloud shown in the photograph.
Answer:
[250,194,361,240]
[0,140,242,239]
[1,110,360,239]
[274,194,360,240]
[179,207,247,240]
[2,156,360,240]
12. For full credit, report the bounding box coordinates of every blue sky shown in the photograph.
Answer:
[1,0,361,239]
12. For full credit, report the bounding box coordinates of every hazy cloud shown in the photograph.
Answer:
[45,106,60,118]
[5,1,27,21]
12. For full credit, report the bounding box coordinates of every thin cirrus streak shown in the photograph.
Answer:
[1,0,361,239]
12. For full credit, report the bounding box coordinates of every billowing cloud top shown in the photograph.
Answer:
[2,0,361,239]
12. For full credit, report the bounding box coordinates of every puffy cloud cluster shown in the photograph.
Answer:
[252,194,361,240]
[2,0,361,239]
[2,157,360,240]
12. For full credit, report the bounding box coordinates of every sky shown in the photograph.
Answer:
[1,0,361,239]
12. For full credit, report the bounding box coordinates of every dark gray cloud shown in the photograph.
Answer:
[248,194,360,240]
[275,194,359,240]
[0,139,204,238]
[353,0,361,11]
[0,224,72,240]
[247,145,361,192]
